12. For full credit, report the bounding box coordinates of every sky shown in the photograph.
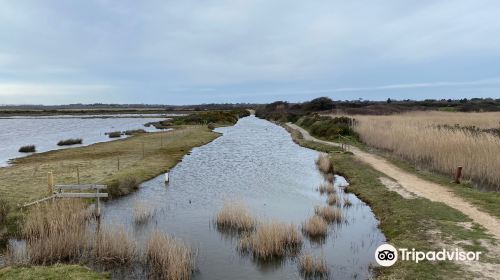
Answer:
[1,0,500,105]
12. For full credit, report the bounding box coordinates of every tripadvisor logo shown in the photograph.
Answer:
[375,243,482,267]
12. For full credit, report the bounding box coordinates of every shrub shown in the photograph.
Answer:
[239,221,302,260]
[215,201,256,232]
[18,145,36,153]
[298,254,328,278]
[57,138,83,146]
[302,216,328,238]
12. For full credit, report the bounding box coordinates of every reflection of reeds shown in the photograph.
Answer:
[317,183,335,195]
[314,206,342,224]
[327,193,339,206]
[133,201,155,224]
[298,254,328,278]
[315,154,333,174]
[146,231,195,280]
[94,227,137,264]
[240,221,302,260]
[215,201,255,232]
[302,216,328,238]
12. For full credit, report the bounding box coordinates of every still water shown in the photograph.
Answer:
[101,116,385,279]
[0,115,166,166]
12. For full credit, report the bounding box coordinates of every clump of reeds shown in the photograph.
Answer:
[146,231,195,280]
[314,206,342,224]
[343,198,353,207]
[298,254,328,278]
[317,182,335,195]
[302,216,328,238]
[94,227,137,264]
[215,201,256,232]
[21,200,93,264]
[324,173,334,182]
[57,138,83,146]
[107,131,122,138]
[18,145,36,153]
[315,154,333,174]
[327,193,340,206]
[239,221,302,260]
[133,201,155,224]
[124,129,146,136]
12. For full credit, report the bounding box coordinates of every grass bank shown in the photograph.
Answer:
[288,130,498,279]
[0,264,109,279]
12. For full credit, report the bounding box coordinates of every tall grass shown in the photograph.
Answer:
[298,254,328,278]
[240,221,302,260]
[302,216,328,238]
[146,231,195,280]
[314,206,343,224]
[94,227,137,265]
[315,154,333,174]
[352,111,500,189]
[326,193,339,206]
[18,145,35,153]
[133,201,155,224]
[215,201,256,232]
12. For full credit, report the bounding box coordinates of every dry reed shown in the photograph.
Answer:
[314,206,342,224]
[240,221,302,260]
[93,227,137,264]
[315,154,333,174]
[351,111,500,188]
[317,183,335,195]
[215,201,256,232]
[146,231,195,280]
[302,216,328,238]
[298,254,328,278]
[326,193,339,206]
[133,201,155,224]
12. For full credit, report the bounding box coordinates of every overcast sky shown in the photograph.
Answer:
[1,0,500,105]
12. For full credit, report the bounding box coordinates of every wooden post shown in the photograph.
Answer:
[47,172,54,194]
[454,166,463,184]
[76,167,80,184]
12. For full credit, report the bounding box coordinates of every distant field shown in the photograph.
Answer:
[345,111,500,189]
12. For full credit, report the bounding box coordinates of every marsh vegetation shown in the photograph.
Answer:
[57,138,83,146]
[18,145,35,153]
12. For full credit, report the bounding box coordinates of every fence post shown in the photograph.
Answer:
[47,171,54,194]
[454,166,463,184]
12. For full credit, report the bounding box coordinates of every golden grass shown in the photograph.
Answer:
[314,206,343,224]
[93,227,137,264]
[240,221,302,260]
[350,111,500,188]
[315,154,333,174]
[298,254,328,277]
[215,201,256,232]
[133,200,155,224]
[146,231,195,280]
[302,215,328,238]
[326,193,339,206]
[317,182,335,195]
[0,125,219,204]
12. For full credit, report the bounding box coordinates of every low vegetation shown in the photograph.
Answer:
[326,193,339,206]
[0,198,10,225]
[146,231,195,280]
[314,206,342,224]
[94,227,137,265]
[316,182,335,195]
[301,215,328,238]
[123,129,146,135]
[149,109,250,129]
[315,154,333,174]
[239,221,302,260]
[133,201,155,224]
[296,115,358,140]
[298,254,328,278]
[106,131,121,138]
[57,138,83,146]
[18,145,35,153]
[0,264,109,280]
[215,201,256,232]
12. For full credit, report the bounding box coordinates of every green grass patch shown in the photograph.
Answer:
[0,264,109,280]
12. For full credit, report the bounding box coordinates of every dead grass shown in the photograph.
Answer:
[315,154,333,174]
[326,193,339,206]
[239,221,302,260]
[351,111,500,188]
[146,231,195,280]
[314,206,343,224]
[215,201,255,232]
[302,216,328,238]
[93,227,137,265]
[133,201,155,224]
[317,182,335,195]
[298,254,328,278]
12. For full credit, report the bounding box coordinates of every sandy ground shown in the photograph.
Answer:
[286,123,500,240]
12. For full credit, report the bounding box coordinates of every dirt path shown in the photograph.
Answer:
[287,123,500,240]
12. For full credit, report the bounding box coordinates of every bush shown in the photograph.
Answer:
[18,145,36,153]
[107,131,121,138]
[123,129,146,136]
[57,138,83,146]
[297,115,358,140]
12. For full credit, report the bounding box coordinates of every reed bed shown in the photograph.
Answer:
[18,145,35,153]
[314,206,343,224]
[326,193,340,206]
[317,182,335,195]
[302,216,328,238]
[133,201,155,224]
[240,221,302,260]
[315,154,333,174]
[94,227,137,264]
[215,201,256,232]
[351,111,500,189]
[57,138,83,146]
[298,254,328,278]
[146,231,195,280]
